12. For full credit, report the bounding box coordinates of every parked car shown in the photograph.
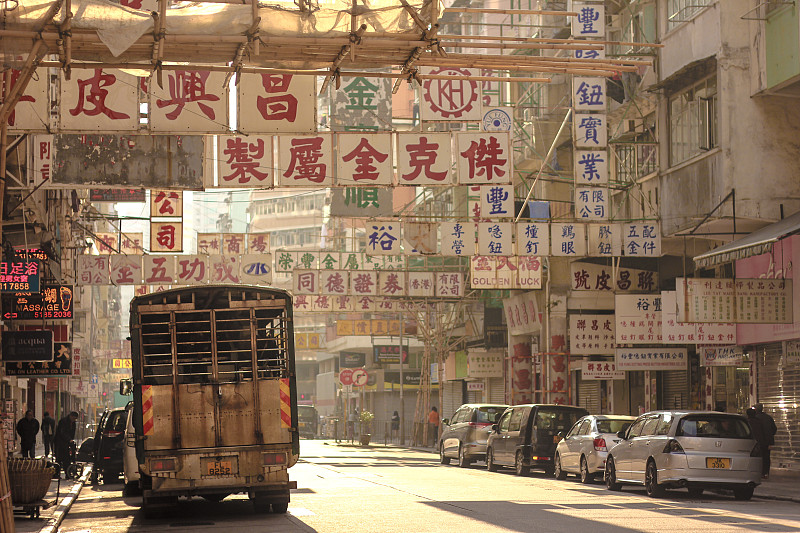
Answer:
[91,406,128,484]
[554,415,636,483]
[298,405,319,439]
[439,404,508,467]
[486,404,588,475]
[604,411,762,500]
[122,401,140,495]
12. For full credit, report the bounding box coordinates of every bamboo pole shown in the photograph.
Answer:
[437,33,665,48]
[442,7,578,16]
[0,125,13,533]
[319,23,368,94]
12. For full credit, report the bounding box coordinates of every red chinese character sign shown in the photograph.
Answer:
[197,233,221,254]
[456,133,511,185]
[110,256,143,285]
[149,70,228,133]
[176,255,208,285]
[209,256,241,283]
[77,256,110,285]
[217,135,273,188]
[396,133,452,185]
[150,222,183,252]
[238,73,315,133]
[150,190,183,218]
[143,255,176,284]
[2,67,48,131]
[278,134,333,186]
[336,134,393,186]
[60,69,138,131]
[421,67,481,121]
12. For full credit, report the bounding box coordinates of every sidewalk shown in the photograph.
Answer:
[753,471,800,503]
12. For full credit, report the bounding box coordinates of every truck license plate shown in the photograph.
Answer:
[204,460,233,476]
[706,457,730,469]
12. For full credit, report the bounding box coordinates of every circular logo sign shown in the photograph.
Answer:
[422,67,479,119]
[482,108,512,132]
[339,368,354,386]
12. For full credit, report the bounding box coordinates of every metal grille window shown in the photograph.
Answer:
[138,292,290,386]
[669,76,717,166]
[668,0,714,30]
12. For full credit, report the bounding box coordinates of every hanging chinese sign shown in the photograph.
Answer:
[700,346,744,367]
[570,262,658,292]
[676,278,792,324]
[660,291,736,345]
[149,70,229,133]
[569,314,615,355]
[469,256,542,289]
[330,74,392,131]
[3,67,48,132]
[59,69,139,132]
[615,348,687,371]
[5,343,73,376]
[0,261,40,293]
[467,349,503,378]
[421,67,482,121]
[216,135,273,188]
[615,294,662,344]
[503,291,540,336]
[581,360,624,380]
[329,188,393,217]
[238,73,316,133]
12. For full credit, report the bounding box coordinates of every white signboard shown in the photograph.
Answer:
[149,70,229,133]
[480,184,514,219]
[60,69,139,132]
[396,133,452,185]
[478,222,513,255]
[574,113,607,148]
[623,223,662,257]
[467,349,503,378]
[581,361,624,380]
[217,135,273,188]
[676,278,792,324]
[661,291,736,345]
[576,187,608,220]
[336,133,393,186]
[4,67,48,131]
[572,77,607,111]
[575,150,608,185]
[551,223,587,257]
[587,223,622,257]
[440,222,476,256]
[700,346,744,367]
[277,134,334,187]
[504,291,540,336]
[420,67,482,121]
[615,294,662,344]
[516,222,549,256]
[616,348,687,371]
[238,73,316,133]
[456,133,512,185]
[569,314,615,354]
[571,3,605,38]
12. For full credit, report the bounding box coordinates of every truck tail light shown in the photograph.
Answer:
[150,458,176,471]
[263,453,286,465]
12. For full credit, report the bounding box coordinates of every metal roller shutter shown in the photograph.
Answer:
[578,380,601,413]
[662,370,688,410]
[442,381,464,420]
[757,342,800,470]
[488,377,505,404]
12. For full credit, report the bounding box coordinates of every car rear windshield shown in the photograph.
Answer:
[476,407,506,424]
[597,419,632,434]
[535,409,585,434]
[677,415,752,439]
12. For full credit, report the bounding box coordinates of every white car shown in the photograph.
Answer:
[604,411,762,500]
[122,402,140,495]
[554,414,635,483]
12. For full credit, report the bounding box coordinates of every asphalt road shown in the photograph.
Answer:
[58,440,800,533]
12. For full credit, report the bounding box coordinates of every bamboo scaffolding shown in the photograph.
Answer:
[442,7,578,16]
[319,23,368,94]
[437,33,665,48]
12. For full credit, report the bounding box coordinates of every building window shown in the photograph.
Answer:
[669,76,717,166]
[668,0,713,30]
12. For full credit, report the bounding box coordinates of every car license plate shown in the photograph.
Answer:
[706,457,731,469]
[204,460,233,476]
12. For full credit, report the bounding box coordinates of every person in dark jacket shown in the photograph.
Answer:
[16,410,40,458]
[54,411,78,476]
[41,411,56,457]
[755,403,778,478]
[746,407,768,474]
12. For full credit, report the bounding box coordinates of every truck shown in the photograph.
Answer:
[125,285,299,517]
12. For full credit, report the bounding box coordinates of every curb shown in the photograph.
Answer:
[38,465,91,533]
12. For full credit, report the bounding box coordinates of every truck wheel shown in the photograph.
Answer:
[252,494,271,514]
[143,495,176,519]
[272,502,289,514]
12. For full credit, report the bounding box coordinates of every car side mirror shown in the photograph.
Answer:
[557,431,565,438]
[442,418,449,426]
[492,424,499,433]
[617,430,627,440]
[119,378,132,396]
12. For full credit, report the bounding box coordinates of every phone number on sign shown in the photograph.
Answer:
[0,282,34,292]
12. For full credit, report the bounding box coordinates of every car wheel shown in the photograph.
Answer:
[487,448,498,472]
[580,456,593,484]
[515,451,529,477]
[439,443,451,465]
[645,460,664,498]
[733,485,754,501]
[272,502,289,514]
[687,487,704,498]
[605,457,622,491]
[458,445,472,468]
[554,454,567,480]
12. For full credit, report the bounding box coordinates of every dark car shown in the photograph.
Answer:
[91,407,128,484]
[298,405,318,439]
[439,404,509,467]
[486,404,589,476]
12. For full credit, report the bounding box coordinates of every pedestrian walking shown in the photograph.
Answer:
[428,407,439,447]
[16,410,40,459]
[755,403,778,479]
[54,411,79,477]
[391,411,400,442]
[41,411,56,457]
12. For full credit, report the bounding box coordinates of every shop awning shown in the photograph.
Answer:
[693,211,800,269]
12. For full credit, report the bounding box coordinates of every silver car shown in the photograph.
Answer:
[604,411,762,500]
[439,404,508,467]
[554,415,635,483]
